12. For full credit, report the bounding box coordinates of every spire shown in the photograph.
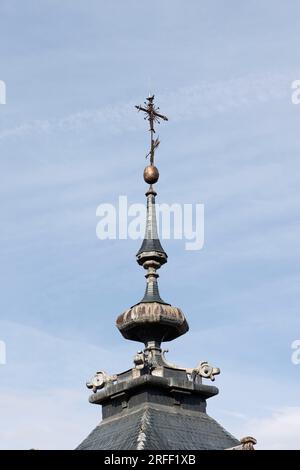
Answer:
[135,96,168,304]
[79,94,244,453]
[136,185,167,266]
[116,95,188,346]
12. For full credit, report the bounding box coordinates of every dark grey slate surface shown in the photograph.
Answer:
[136,237,166,258]
[77,405,239,450]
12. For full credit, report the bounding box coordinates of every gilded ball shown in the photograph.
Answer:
[144,165,159,184]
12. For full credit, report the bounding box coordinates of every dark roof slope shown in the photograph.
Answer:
[77,405,239,450]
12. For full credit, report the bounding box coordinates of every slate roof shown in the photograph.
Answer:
[77,404,240,450]
[136,237,167,259]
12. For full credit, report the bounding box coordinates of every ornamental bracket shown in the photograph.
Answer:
[86,370,117,393]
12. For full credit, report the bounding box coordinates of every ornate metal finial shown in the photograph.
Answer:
[135,95,168,166]
[134,95,169,306]
[116,96,189,346]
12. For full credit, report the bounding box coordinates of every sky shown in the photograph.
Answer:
[0,0,300,449]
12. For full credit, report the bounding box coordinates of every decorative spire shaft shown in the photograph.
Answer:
[136,186,167,268]
[135,95,169,304]
[137,186,167,304]
[140,267,165,303]
[116,95,188,346]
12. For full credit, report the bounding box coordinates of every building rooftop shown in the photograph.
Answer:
[77,95,254,450]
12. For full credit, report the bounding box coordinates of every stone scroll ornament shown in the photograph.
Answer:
[191,361,220,381]
[86,371,117,393]
[134,349,221,382]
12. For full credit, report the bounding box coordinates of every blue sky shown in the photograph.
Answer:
[0,0,300,449]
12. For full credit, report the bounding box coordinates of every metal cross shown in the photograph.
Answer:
[135,95,168,165]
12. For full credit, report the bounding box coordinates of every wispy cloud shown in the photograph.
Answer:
[0,73,291,141]
[237,407,300,450]
[0,320,131,449]
[0,389,95,450]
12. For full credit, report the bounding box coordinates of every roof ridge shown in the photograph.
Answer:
[136,407,151,450]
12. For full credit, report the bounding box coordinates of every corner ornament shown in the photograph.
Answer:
[192,361,220,382]
[86,371,117,393]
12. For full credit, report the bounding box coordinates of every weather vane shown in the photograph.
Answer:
[135,95,168,165]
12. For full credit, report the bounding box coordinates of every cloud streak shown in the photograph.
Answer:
[238,407,300,450]
[0,73,291,141]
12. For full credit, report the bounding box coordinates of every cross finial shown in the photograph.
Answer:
[135,95,168,165]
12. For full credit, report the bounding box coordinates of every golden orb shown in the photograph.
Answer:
[144,165,159,184]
